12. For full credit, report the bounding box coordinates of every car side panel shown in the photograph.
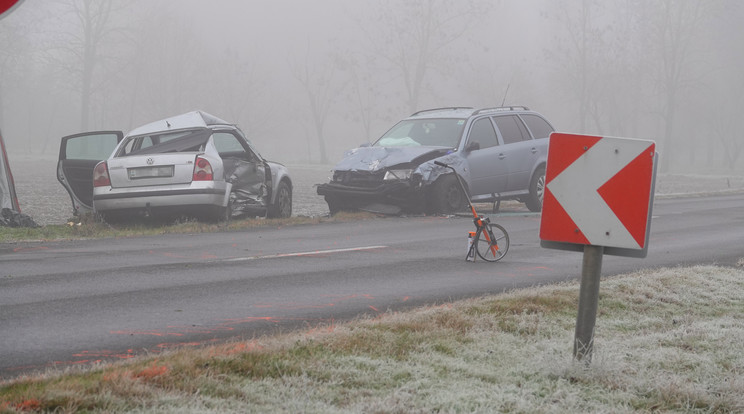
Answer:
[463,117,508,197]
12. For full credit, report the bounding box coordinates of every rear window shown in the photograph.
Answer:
[117,129,211,157]
[520,114,554,139]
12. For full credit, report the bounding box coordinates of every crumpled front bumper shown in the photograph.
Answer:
[316,180,425,211]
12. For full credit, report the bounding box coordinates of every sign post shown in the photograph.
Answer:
[539,132,657,362]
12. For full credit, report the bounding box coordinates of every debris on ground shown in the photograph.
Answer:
[0,208,39,228]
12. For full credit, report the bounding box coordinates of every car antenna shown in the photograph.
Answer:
[501,83,510,107]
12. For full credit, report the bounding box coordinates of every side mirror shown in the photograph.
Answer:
[465,141,480,152]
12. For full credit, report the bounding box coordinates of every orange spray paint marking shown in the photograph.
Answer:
[110,330,184,337]
[12,246,49,253]
[72,349,136,359]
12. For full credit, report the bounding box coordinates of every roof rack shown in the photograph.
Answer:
[472,106,530,115]
[409,107,474,117]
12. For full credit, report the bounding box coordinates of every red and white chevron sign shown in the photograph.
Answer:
[0,0,23,19]
[539,133,657,257]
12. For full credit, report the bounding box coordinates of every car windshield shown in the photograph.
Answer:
[116,128,212,157]
[374,119,466,148]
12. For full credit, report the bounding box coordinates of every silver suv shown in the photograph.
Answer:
[317,106,554,214]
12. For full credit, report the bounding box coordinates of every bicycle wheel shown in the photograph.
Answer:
[475,223,509,262]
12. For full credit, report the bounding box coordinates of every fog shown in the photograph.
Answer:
[1,0,743,173]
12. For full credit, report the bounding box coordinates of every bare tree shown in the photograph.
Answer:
[711,84,744,171]
[334,51,385,144]
[0,17,26,129]
[290,51,344,164]
[359,0,482,114]
[643,0,716,172]
[43,0,130,131]
[545,0,612,133]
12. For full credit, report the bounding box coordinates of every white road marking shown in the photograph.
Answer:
[218,245,388,262]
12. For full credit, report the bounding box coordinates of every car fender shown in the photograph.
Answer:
[266,161,291,204]
[417,154,470,186]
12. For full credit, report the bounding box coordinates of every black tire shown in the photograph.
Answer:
[431,174,466,214]
[268,180,292,218]
[475,223,509,262]
[524,166,545,212]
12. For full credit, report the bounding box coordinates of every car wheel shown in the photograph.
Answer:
[431,174,466,214]
[524,166,545,212]
[268,180,292,218]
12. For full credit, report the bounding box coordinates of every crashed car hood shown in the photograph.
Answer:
[333,146,452,171]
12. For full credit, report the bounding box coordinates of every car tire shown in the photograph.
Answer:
[524,166,545,212]
[431,174,466,214]
[268,180,292,218]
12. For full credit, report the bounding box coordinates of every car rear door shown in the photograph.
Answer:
[492,115,538,192]
[57,131,123,215]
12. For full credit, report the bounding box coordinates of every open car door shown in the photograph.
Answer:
[57,131,123,215]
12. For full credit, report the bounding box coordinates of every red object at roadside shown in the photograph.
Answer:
[0,129,21,212]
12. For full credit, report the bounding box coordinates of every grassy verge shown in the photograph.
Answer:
[2,264,743,413]
[0,211,380,243]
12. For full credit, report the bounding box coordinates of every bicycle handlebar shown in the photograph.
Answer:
[433,160,449,168]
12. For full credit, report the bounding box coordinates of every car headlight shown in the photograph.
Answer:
[383,169,414,181]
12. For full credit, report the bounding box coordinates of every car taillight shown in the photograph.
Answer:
[93,161,111,187]
[193,156,213,181]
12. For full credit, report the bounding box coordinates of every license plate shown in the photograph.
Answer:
[128,166,174,179]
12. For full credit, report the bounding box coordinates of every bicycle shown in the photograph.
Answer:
[433,161,509,262]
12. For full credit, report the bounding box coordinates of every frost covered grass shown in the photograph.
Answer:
[2,264,743,413]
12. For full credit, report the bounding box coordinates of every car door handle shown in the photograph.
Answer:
[530,147,538,154]
[498,153,506,160]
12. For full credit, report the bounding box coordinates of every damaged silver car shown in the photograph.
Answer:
[317,106,554,214]
[57,111,292,221]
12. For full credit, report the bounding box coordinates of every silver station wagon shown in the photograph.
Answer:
[57,111,292,221]
[317,106,554,214]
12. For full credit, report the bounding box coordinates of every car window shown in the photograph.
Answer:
[213,132,256,160]
[118,129,210,156]
[468,117,499,149]
[65,133,120,160]
[375,119,465,148]
[493,115,528,145]
[520,114,554,139]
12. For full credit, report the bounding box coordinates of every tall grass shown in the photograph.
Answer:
[2,264,743,413]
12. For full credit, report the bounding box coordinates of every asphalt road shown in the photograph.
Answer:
[1,193,743,378]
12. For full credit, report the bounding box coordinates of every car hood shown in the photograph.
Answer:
[333,146,452,172]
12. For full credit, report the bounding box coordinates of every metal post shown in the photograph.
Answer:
[573,244,604,363]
